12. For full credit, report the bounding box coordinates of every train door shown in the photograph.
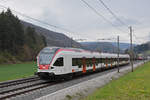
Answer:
[100,58,103,68]
[105,57,108,68]
[82,57,86,73]
[111,58,113,67]
[53,57,64,74]
[101,58,105,68]
[92,58,96,71]
[64,55,72,74]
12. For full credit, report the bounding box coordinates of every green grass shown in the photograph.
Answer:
[83,62,150,100]
[0,62,37,82]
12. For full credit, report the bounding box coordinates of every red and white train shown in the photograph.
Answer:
[37,47,130,79]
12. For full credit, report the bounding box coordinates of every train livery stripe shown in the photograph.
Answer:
[49,48,75,67]
[49,48,97,67]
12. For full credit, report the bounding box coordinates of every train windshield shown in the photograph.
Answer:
[39,48,58,65]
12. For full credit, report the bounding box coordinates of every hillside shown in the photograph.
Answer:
[80,42,130,53]
[80,42,137,53]
[112,42,137,50]
[134,41,150,56]
[21,21,82,48]
[80,42,118,53]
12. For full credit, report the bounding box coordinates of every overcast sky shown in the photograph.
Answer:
[0,0,150,44]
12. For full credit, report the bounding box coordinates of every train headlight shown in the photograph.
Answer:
[39,64,50,70]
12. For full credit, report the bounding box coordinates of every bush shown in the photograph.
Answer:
[0,51,19,64]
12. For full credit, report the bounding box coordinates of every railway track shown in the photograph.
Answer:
[0,81,55,100]
[0,76,56,100]
[0,76,40,88]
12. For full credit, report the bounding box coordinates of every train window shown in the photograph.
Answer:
[39,48,59,65]
[53,57,64,66]
[86,59,88,67]
[86,58,92,67]
[102,58,105,64]
[89,59,92,67]
[86,58,89,67]
[111,58,114,63]
[120,58,122,62]
[72,58,77,66]
[99,58,102,63]
[126,58,129,61]
[96,58,99,65]
[78,59,82,68]
[72,58,82,68]
[108,58,111,64]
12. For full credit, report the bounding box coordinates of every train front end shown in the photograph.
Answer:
[37,47,59,79]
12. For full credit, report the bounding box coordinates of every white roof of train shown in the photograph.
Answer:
[40,47,129,58]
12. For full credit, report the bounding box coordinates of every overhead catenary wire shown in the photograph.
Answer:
[97,0,128,27]
[0,4,75,34]
[80,0,128,34]
[81,0,144,45]
[132,31,143,44]
[96,0,143,44]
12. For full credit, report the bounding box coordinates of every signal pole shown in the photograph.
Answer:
[130,26,134,72]
[117,36,120,73]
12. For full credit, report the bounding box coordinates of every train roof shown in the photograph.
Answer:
[40,46,129,58]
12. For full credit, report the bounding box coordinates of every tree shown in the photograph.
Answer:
[41,35,47,46]
[0,8,25,55]
[25,26,37,48]
[0,8,46,63]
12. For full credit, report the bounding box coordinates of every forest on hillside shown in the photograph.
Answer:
[134,42,150,56]
[0,9,47,64]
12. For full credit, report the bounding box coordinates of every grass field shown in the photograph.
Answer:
[83,62,150,100]
[0,62,37,82]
